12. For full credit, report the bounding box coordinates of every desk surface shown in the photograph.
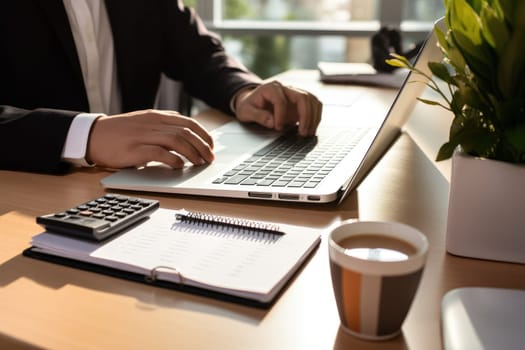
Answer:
[1,71,524,350]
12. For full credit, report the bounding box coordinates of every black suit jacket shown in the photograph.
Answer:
[0,0,261,173]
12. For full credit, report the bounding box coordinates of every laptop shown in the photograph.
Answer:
[101,19,443,205]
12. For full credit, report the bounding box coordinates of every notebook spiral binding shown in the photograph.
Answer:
[174,209,284,243]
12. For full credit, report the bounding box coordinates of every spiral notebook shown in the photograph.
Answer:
[23,208,321,308]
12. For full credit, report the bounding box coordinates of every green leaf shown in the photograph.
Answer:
[448,0,483,45]
[388,53,413,68]
[465,0,483,14]
[497,30,525,98]
[451,73,468,88]
[480,2,509,54]
[497,1,525,98]
[428,62,454,84]
[417,97,446,107]
[505,125,525,153]
[494,97,525,125]
[498,0,518,27]
[452,30,494,84]
[434,27,449,52]
[448,113,465,139]
[436,141,457,161]
[450,90,465,115]
[445,0,499,85]
[385,58,408,69]
[441,32,467,74]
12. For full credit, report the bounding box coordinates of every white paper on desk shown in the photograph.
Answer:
[30,208,321,302]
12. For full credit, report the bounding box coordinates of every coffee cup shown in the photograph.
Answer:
[328,220,428,340]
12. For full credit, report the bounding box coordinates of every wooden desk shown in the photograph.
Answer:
[1,73,524,350]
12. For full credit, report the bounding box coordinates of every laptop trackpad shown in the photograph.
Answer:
[212,122,277,163]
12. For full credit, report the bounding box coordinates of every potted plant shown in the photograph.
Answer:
[387,0,525,263]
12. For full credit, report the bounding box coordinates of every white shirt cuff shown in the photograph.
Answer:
[62,113,103,167]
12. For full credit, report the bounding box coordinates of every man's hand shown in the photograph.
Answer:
[234,81,322,137]
[86,109,214,169]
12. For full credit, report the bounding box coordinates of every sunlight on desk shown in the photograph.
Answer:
[1,69,524,350]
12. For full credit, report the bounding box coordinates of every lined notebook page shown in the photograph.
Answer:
[92,209,319,294]
[31,208,320,301]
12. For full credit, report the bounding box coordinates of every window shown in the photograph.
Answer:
[185,0,444,78]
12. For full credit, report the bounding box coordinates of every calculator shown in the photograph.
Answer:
[36,194,160,241]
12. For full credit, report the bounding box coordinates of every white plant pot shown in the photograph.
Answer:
[446,147,525,264]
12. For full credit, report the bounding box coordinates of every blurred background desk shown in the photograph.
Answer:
[1,70,524,350]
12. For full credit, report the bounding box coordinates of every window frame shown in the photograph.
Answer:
[196,0,434,42]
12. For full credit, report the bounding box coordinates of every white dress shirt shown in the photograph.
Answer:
[61,0,121,166]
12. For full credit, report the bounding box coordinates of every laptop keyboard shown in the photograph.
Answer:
[212,128,369,189]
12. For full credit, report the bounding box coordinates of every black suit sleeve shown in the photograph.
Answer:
[0,105,76,174]
[159,0,262,114]
[105,0,261,115]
